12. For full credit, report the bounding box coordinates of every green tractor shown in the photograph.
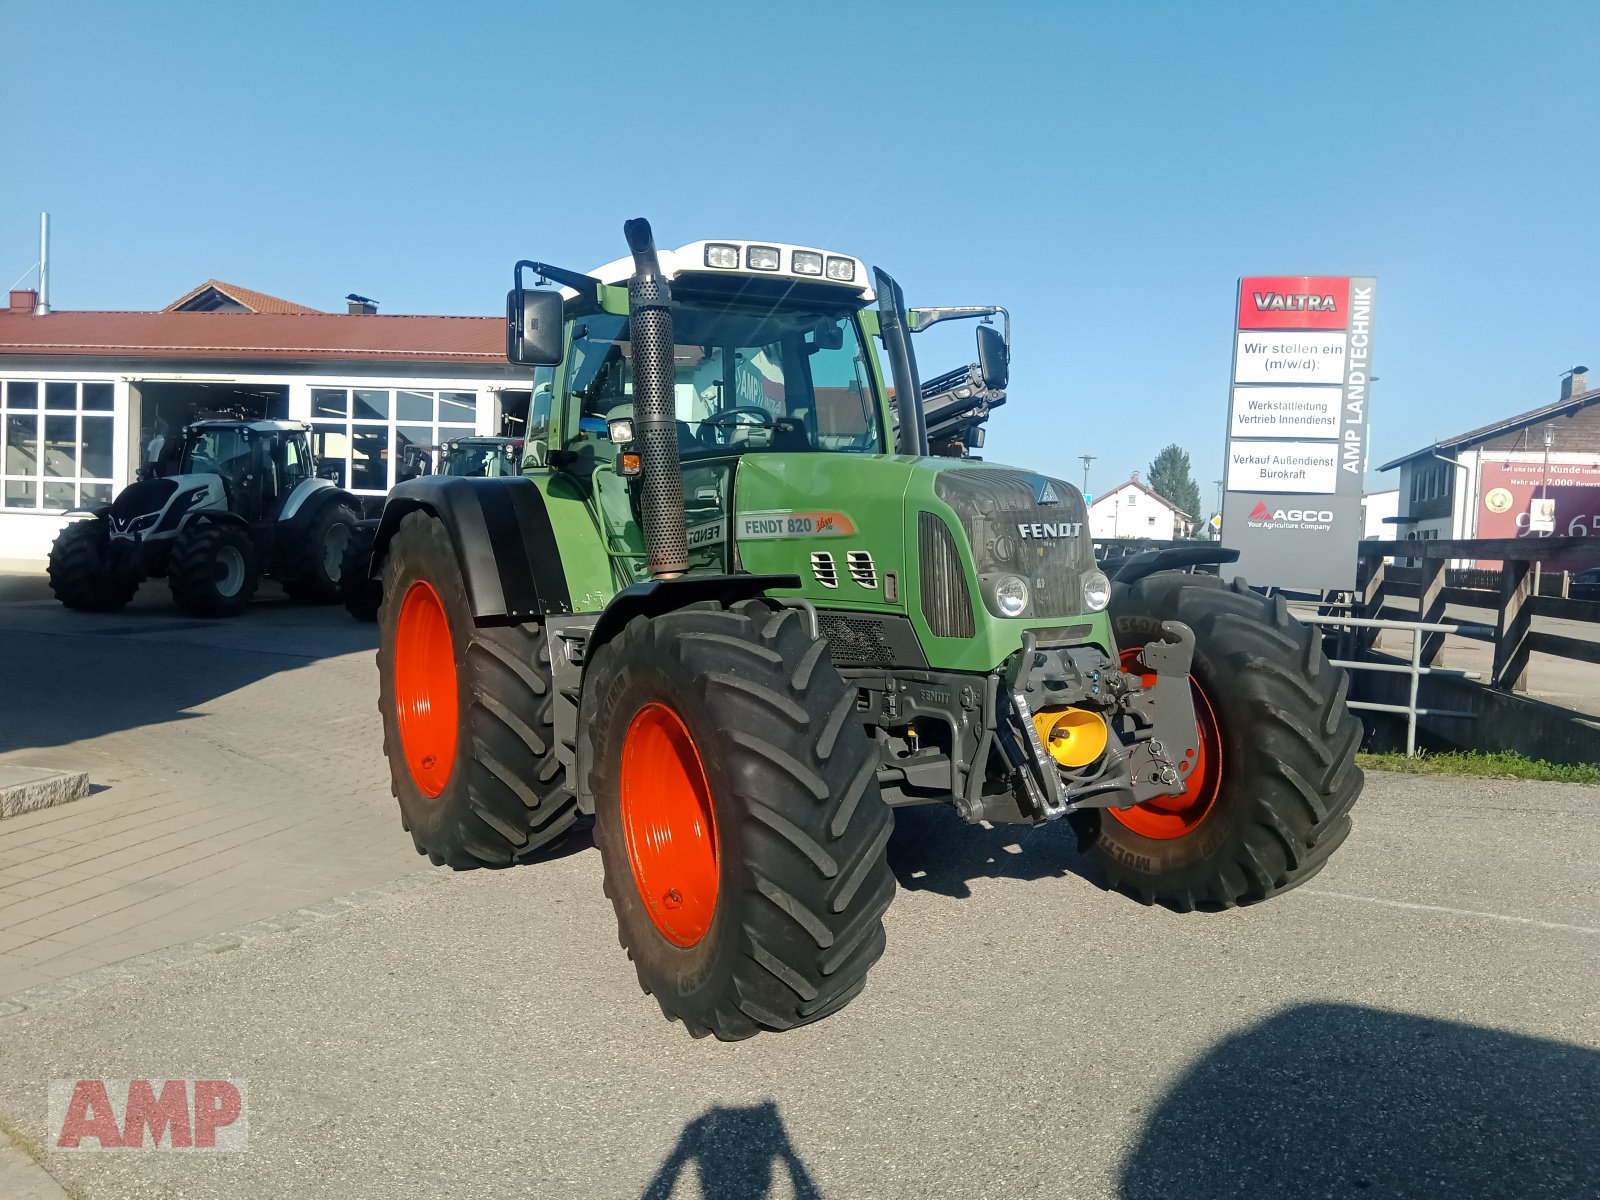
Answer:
[361,220,1361,1040]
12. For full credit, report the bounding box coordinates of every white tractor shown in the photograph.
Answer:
[47,419,362,617]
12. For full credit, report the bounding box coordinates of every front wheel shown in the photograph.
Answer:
[168,523,258,617]
[1091,572,1362,911]
[584,600,896,1041]
[47,519,138,612]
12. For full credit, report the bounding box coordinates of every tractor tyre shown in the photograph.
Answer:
[1091,572,1362,911]
[584,599,896,1041]
[168,523,259,617]
[340,523,382,622]
[376,510,576,868]
[47,519,138,612]
[282,499,359,604]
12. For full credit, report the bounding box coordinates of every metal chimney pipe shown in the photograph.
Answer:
[622,218,688,578]
[37,213,50,315]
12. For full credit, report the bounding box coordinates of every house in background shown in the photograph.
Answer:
[1377,367,1600,561]
[1087,472,1195,540]
[0,283,537,564]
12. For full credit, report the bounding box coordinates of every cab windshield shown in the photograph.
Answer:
[564,304,882,458]
[180,427,253,482]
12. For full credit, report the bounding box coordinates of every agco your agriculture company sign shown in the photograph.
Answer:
[1221,275,1376,591]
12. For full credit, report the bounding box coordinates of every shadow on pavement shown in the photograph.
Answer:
[642,1100,822,1200]
[1119,1002,1600,1200]
[886,802,1099,899]
[0,571,376,752]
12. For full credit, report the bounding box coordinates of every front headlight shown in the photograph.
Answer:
[994,574,1030,617]
[704,243,740,269]
[1082,570,1111,612]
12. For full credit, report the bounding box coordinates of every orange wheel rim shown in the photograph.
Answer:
[394,581,458,798]
[619,703,719,947]
[1109,647,1223,839]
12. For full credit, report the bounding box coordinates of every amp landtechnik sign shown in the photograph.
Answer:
[1221,275,1375,591]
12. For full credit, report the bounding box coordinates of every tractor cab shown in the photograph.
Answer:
[173,420,317,523]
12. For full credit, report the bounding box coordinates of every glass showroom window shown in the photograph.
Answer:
[1,380,116,511]
[308,388,477,495]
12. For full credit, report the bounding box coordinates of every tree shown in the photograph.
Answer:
[1147,444,1203,537]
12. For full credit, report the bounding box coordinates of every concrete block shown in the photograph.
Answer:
[0,767,89,820]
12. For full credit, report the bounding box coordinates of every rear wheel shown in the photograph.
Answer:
[376,511,575,867]
[1091,572,1362,910]
[47,519,138,612]
[283,499,359,603]
[584,600,896,1040]
[168,523,258,617]
[340,523,382,621]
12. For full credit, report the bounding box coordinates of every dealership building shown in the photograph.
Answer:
[1379,368,1600,560]
[0,282,533,564]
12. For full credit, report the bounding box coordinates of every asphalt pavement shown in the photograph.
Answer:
[1,772,1595,1200]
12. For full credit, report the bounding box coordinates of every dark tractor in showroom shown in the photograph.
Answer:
[47,419,362,617]
[339,435,526,621]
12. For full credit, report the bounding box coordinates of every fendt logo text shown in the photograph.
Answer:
[1247,501,1334,527]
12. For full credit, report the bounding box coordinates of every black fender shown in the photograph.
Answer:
[587,573,804,656]
[370,476,573,624]
[1105,544,1239,586]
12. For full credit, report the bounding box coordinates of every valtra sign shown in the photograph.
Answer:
[1221,274,1375,591]
[1236,276,1352,330]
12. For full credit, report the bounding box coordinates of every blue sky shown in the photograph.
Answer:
[3,1,1596,500]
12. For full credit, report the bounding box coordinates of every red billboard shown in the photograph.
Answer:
[1476,457,1600,569]
[1237,276,1352,330]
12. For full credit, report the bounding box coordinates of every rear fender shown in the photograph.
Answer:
[370,476,574,624]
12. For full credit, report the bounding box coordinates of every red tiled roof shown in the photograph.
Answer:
[164,279,323,315]
[0,310,504,365]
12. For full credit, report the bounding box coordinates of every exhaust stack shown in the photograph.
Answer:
[623,218,688,579]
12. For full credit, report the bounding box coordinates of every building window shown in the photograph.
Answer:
[308,388,477,494]
[1,380,116,512]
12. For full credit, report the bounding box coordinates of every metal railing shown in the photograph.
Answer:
[1298,614,1494,756]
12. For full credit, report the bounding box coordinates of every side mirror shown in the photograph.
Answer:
[506,288,564,367]
[977,324,1008,391]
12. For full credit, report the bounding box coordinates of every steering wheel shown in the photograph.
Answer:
[699,406,775,446]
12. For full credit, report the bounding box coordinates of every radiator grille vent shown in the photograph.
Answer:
[810,551,839,589]
[818,613,896,667]
[918,512,975,638]
[846,550,878,589]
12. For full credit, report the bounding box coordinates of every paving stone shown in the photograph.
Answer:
[0,572,429,999]
[0,766,89,820]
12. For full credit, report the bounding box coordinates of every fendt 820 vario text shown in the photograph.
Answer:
[354,220,1362,1040]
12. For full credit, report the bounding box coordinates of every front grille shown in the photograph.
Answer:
[819,613,896,666]
[934,468,1092,619]
[811,551,838,588]
[816,612,927,669]
[109,478,176,526]
[919,511,975,638]
[847,550,877,589]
